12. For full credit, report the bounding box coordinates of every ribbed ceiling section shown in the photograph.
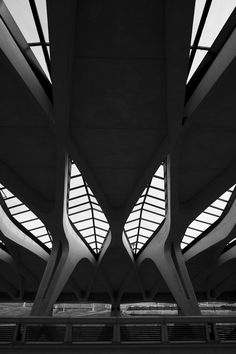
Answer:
[67,162,110,254]
[182,185,235,250]
[0,183,52,250]
[124,163,166,255]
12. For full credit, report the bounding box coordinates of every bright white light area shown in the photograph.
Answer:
[125,164,166,254]
[68,162,109,254]
[0,183,52,249]
[181,184,236,250]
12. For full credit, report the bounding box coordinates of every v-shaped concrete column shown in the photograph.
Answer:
[31,157,95,316]
[137,157,200,315]
[137,216,200,315]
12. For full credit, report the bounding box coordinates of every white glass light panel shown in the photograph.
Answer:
[181,185,236,250]
[68,162,110,254]
[190,0,207,45]
[4,0,51,80]
[187,0,236,82]
[0,183,52,249]
[198,0,236,47]
[124,163,166,254]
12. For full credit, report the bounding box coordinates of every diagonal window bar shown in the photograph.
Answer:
[67,161,110,255]
[187,0,236,82]
[181,184,236,250]
[124,163,166,255]
[3,0,51,81]
[0,183,52,250]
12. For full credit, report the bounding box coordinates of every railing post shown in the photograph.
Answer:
[64,323,72,344]
[12,323,21,343]
[161,323,168,344]
[212,322,219,343]
[113,322,120,344]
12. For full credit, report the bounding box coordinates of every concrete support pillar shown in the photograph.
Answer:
[145,240,199,315]
[31,216,95,316]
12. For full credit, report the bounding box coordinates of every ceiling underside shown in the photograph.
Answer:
[0,0,236,315]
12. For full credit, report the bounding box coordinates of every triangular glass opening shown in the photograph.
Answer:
[4,0,51,81]
[67,161,110,255]
[181,185,235,250]
[0,183,52,250]
[124,163,166,255]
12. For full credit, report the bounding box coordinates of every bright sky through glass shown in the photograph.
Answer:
[0,183,52,249]
[68,162,110,254]
[125,164,166,254]
[188,0,236,82]
[4,0,50,80]
[181,185,235,250]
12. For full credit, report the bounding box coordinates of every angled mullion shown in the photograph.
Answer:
[69,185,86,192]
[142,207,165,217]
[68,207,91,216]
[94,225,109,233]
[144,201,165,210]
[148,185,165,192]
[139,225,154,233]
[10,209,32,217]
[183,233,195,239]
[147,194,165,202]
[187,226,204,233]
[83,179,98,252]
[126,225,139,232]
[84,234,95,239]
[94,217,108,225]
[218,197,229,203]
[29,0,51,76]
[125,217,140,225]
[188,0,213,74]
[135,181,152,253]
[141,217,162,225]
[68,201,90,209]
[202,209,222,217]
[21,216,39,224]
[153,175,164,180]
[195,218,212,226]
[70,173,82,179]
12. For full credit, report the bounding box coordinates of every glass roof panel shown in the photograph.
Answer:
[31,46,50,80]
[187,50,207,82]
[3,0,51,80]
[35,0,49,41]
[188,0,236,82]
[199,0,236,47]
[190,0,207,44]
[181,184,235,250]
[68,161,110,254]
[0,183,52,249]
[4,0,39,42]
[124,163,166,255]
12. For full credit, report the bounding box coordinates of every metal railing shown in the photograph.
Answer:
[0,316,236,346]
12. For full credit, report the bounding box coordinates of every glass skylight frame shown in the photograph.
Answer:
[67,161,110,255]
[187,0,236,82]
[3,0,51,81]
[0,183,52,251]
[181,185,236,251]
[124,163,166,255]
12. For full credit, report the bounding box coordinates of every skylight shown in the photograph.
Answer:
[124,163,166,255]
[181,185,235,250]
[68,162,110,255]
[4,0,50,80]
[0,183,52,249]
[188,0,236,82]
